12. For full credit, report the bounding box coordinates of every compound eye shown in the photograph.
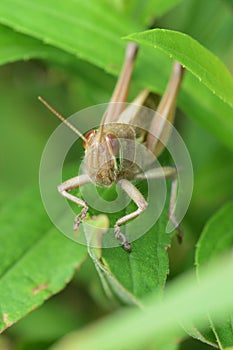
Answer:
[83,130,96,149]
[106,133,119,155]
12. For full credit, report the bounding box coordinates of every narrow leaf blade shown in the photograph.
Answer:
[125,28,233,109]
[49,253,233,350]
[196,202,233,349]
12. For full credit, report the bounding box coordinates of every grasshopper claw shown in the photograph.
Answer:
[73,218,80,231]
[114,225,131,252]
[73,206,88,231]
[121,241,131,252]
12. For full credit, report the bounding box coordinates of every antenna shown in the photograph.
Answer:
[38,96,88,143]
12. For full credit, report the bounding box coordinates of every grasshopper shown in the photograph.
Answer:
[39,42,184,251]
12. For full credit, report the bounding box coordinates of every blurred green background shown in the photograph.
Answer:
[0,0,232,349]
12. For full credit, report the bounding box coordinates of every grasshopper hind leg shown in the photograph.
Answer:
[136,166,183,243]
[168,176,183,243]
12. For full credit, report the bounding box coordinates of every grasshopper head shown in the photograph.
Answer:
[83,128,120,187]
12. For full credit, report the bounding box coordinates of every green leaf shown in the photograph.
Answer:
[86,224,142,306]
[60,143,175,302]
[0,0,136,69]
[61,162,171,302]
[125,28,233,109]
[180,71,233,151]
[196,202,233,267]
[0,1,233,150]
[0,187,87,332]
[0,24,64,65]
[70,172,174,301]
[195,202,233,349]
[101,197,173,300]
[49,253,233,350]
[88,204,173,303]
[119,0,184,25]
[182,322,219,349]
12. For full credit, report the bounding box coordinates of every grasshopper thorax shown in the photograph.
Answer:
[84,123,139,187]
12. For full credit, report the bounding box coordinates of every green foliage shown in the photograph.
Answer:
[91,196,173,303]
[117,0,184,24]
[48,252,233,350]
[196,203,233,349]
[0,188,87,332]
[0,0,232,149]
[125,28,233,109]
[71,169,174,303]
[0,0,232,349]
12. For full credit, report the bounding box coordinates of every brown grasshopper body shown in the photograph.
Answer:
[39,43,184,251]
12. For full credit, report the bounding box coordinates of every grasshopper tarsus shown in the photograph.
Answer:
[122,242,132,252]
[114,225,131,252]
[74,218,81,231]
[73,206,89,231]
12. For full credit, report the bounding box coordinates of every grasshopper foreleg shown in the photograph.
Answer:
[115,179,148,251]
[58,174,90,230]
